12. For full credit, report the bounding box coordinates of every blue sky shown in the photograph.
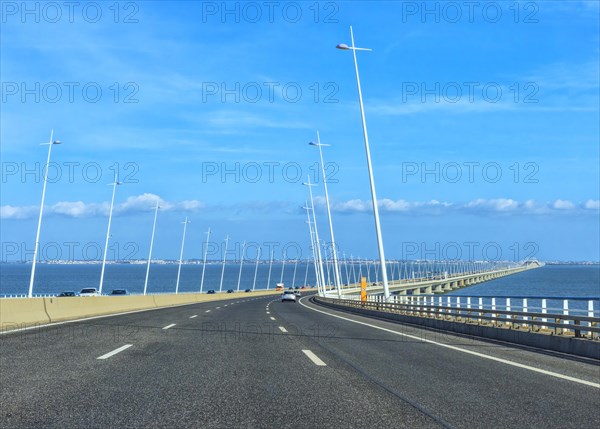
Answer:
[1,1,599,262]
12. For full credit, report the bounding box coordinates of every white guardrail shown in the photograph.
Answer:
[321,294,600,339]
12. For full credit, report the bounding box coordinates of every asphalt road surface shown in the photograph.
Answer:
[1,294,599,428]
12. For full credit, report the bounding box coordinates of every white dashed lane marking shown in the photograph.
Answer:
[97,344,133,360]
[302,349,327,366]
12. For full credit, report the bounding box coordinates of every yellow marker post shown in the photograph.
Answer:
[360,277,367,303]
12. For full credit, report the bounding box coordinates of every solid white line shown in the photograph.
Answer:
[162,323,176,330]
[270,317,276,321]
[190,315,198,319]
[302,349,326,366]
[97,344,133,360]
[298,298,600,389]
[279,326,288,333]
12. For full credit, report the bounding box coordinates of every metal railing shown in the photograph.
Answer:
[318,294,600,339]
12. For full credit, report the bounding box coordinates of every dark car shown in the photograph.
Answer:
[109,289,129,295]
[207,290,216,294]
[57,291,77,297]
[226,289,234,293]
[244,289,251,293]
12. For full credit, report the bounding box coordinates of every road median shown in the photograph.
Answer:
[0,289,302,332]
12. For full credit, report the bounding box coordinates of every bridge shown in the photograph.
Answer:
[323,260,544,297]
[1,286,598,428]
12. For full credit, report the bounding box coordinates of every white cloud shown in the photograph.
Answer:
[0,194,204,220]
[313,197,598,216]
[0,205,38,219]
[178,200,205,211]
[583,199,600,210]
[465,198,519,212]
[116,193,164,214]
[2,197,598,220]
[552,199,575,210]
[49,201,107,217]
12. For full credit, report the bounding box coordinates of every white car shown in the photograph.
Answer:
[79,288,100,297]
[281,290,297,303]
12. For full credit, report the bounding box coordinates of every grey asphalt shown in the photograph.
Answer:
[0,293,598,428]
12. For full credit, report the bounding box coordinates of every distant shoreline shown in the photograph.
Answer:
[1,261,599,266]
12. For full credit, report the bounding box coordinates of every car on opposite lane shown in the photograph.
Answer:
[79,288,100,297]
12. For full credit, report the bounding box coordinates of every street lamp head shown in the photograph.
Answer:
[309,141,318,146]
[52,140,61,145]
[336,43,350,50]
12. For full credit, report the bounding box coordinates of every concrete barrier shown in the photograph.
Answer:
[0,298,50,328]
[0,289,311,332]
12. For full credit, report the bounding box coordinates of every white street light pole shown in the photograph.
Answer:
[358,256,363,281]
[343,251,350,288]
[219,235,229,292]
[143,199,160,295]
[323,240,332,288]
[303,203,321,294]
[252,247,261,291]
[200,227,211,292]
[337,26,390,301]
[303,177,328,296]
[175,217,191,294]
[236,241,246,292]
[309,131,342,293]
[99,172,122,295]
[280,256,286,284]
[291,259,298,289]
[303,257,310,289]
[266,250,273,289]
[28,130,60,298]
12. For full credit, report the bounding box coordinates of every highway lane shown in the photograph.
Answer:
[273,296,600,429]
[1,295,442,428]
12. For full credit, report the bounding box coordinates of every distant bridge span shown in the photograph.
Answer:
[324,260,544,297]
